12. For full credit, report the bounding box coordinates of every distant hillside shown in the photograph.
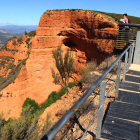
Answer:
[0,25,37,33]
[0,25,37,46]
[91,10,140,24]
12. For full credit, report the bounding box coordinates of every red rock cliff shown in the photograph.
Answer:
[0,10,118,119]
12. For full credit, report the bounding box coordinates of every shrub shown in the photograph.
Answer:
[22,98,39,115]
[79,61,98,88]
[27,42,32,49]
[27,51,30,57]
[12,36,17,39]
[79,60,97,76]
[98,56,118,73]
[0,94,2,98]
[0,106,52,140]
[12,40,17,46]
[40,91,62,110]
[68,82,76,88]
[6,92,10,95]
[7,63,16,69]
[17,38,23,44]
[51,47,74,91]
[5,118,13,124]
[56,109,66,117]
[5,57,10,61]
[27,31,36,37]
[25,38,31,44]
[40,82,76,110]
[21,59,26,65]
[47,13,53,17]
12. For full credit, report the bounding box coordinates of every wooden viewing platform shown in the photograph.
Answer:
[101,64,140,140]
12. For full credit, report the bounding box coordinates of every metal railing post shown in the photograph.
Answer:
[96,81,106,139]
[130,43,135,64]
[133,31,140,64]
[123,51,128,82]
[115,60,122,99]
[127,47,132,70]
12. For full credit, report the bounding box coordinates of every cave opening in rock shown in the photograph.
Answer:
[65,42,77,48]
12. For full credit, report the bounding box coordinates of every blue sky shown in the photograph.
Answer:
[0,0,139,25]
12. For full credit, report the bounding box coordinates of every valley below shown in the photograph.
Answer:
[0,25,37,45]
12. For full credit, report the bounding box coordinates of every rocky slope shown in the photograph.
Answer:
[0,10,118,119]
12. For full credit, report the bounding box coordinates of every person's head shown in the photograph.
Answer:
[123,13,127,19]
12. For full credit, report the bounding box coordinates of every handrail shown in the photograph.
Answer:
[116,23,139,49]
[41,41,135,140]
[118,23,140,28]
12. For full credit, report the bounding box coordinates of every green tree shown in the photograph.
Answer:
[51,47,74,91]
[27,31,36,37]
[25,31,27,35]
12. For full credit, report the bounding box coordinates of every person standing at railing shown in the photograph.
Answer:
[120,13,129,29]
[120,13,130,43]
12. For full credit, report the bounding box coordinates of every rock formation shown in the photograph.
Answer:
[0,10,118,119]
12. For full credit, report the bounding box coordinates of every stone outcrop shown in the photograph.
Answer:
[0,10,118,119]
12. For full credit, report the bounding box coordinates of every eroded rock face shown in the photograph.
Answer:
[0,10,118,119]
[36,10,117,62]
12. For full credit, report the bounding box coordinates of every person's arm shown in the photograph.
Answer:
[120,18,125,21]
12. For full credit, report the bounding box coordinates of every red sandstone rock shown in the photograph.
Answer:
[22,34,27,41]
[0,10,118,119]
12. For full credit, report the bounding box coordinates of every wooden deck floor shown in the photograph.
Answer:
[101,68,140,140]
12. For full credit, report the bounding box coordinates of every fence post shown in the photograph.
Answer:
[96,81,106,139]
[123,52,128,82]
[115,60,122,99]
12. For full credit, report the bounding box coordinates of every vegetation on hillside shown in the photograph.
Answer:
[22,82,76,113]
[91,10,140,24]
[0,82,76,140]
[0,57,16,80]
[0,105,52,140]
[0,59,26,92]
[0,81,74,140]
[25,31,36,37]
[27,31,36,37]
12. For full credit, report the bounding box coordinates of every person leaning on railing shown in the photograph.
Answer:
[120,13,129,29]
[120,13,130,42]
